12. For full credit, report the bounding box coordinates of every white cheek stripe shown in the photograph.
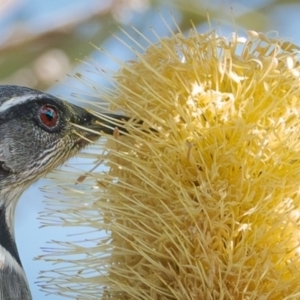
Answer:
[0,94,39,113]
[0,245,26,277]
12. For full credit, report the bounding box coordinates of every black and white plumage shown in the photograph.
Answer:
[0,85,129,299]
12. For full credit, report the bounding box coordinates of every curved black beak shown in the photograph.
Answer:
[69,103,133,146]
[86,113,132,136]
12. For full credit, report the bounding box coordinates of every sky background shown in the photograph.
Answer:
[0,0,299,299]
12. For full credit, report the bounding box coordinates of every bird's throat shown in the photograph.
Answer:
[0,205,22,266]
[0,205,32,299]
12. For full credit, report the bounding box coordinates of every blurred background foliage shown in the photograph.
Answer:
[1,0,300,93]
[2,0,299,299]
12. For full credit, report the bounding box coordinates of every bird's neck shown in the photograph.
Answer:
[0,204,22,267]
[0,182,27,233]
[0,202,32,299]
[0,180,33,296]
[0,186,25,269]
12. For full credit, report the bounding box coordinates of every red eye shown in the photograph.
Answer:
[39,105,58,128]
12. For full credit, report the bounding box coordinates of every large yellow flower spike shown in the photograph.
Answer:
[40,28,300,300]
[99,29,300,299]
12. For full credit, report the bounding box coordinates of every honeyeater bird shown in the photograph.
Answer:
[0,85,129,299]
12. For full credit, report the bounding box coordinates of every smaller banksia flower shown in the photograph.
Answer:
[41,27,300,300]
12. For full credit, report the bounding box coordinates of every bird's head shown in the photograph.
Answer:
[0,85,125,210]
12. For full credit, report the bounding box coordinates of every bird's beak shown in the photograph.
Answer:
[69,103,131,146]
[86,113,131,136]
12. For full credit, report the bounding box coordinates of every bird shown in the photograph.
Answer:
[0,85,131,299]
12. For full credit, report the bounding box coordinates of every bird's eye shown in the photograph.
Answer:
[39,105,58,128]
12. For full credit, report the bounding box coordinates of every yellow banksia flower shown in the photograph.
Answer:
[41,27,300,299]
[98,29,300,299]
